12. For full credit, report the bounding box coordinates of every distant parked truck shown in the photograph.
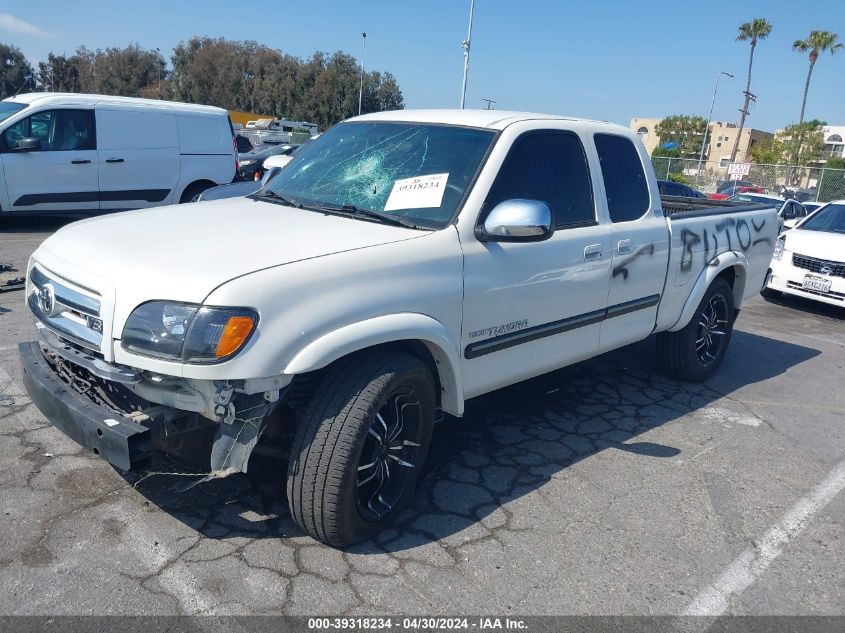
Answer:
[240,117,319,146]
[0,93,237,216]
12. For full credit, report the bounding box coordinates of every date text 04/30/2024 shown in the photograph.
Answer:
[307,617,529,630]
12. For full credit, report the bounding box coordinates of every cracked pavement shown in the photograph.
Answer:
[0,218,843,616]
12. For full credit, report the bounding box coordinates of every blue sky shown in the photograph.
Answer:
[2,0,843,131]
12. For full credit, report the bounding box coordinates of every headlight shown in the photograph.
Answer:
[122,301,258,363]
[239,159,256,166]
[772,236,785,261]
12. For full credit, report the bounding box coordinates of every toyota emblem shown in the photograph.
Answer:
[38,283,57,317]
[820,266,833,276]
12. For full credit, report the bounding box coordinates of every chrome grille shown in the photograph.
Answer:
[791,253,845,278]
[28,265,103,351]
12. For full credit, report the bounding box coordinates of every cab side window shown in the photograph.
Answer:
[594,133,651,223]
[2,109,95,152]
[484,130,595,229]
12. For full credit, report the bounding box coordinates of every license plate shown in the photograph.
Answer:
[803,274,832,293]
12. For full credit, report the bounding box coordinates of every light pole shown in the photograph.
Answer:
[696,71,733,184]
[358,33,367,116]
[459,0,475,109]
[155,47,161,98]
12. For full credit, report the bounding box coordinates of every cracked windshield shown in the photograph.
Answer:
[263,121,496,228]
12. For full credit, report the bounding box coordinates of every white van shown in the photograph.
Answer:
[0,93,236,215]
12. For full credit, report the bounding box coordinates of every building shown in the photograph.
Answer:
[821,125,845,161]
[629,117,774,165]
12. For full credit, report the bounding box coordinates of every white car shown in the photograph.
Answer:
[18,109,779,547]
[0,93,236,216]
[764,200,845,307]
[728,193,808,230]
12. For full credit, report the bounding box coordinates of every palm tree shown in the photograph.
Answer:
[729,18,773,163]
[793,31,843,125]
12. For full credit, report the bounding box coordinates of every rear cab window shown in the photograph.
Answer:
[594,133,651,223]
[484,130,596,229]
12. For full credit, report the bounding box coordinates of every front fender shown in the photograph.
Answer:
[668,251,748,332]
[283,313,464,416]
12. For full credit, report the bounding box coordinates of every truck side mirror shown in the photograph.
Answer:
[477,199,553,242]
[16,137,42,152]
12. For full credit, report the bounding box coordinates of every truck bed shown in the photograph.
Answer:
[660,194,774,217]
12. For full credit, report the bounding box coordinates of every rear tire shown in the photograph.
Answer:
[180,182,213,203]
[657,277,735,382]
[286,351,436,547]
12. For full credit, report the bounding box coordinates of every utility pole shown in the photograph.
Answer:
[155,47,161,98]
[696,71,733,184]
[481,98,495,110]
[459,0,475,109]
[358,33,367,116]
[729,89,756,163]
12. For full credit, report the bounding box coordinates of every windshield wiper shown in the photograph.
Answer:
[249,189,302,208]
[304,203,428,230]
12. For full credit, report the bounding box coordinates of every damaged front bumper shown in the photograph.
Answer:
[19,341,155,470]
[18,341,284,474]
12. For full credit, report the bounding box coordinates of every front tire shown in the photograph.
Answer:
[657,277,735,382]
[286,351,436,547]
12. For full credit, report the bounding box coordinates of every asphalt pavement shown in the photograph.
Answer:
[0,217,842,617]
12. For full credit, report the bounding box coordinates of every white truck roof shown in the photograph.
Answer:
[8,92,229,116]
[352,108,610,131]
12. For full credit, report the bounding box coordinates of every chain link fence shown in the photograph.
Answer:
[651,157,845,203]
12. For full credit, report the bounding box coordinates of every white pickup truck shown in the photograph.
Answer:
[18,110,778,547]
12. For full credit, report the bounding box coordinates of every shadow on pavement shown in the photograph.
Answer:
[0,216,79,234]
[759,293,844,321]
[126,330,820,551]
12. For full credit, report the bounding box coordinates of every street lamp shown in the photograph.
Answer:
[155,47,161,98]
[459,0,475,109]
[696,71,734,184]
[358,33,367,116]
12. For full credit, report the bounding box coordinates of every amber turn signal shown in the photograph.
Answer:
[215,315,256,357]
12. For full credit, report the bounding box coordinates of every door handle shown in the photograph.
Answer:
[584,244,603,260]
[71,159,91,165]
[105,158,124,163]
[617,239,633,255]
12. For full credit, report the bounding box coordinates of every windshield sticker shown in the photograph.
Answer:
[384,173,449,212]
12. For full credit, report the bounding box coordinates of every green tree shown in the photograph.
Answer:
[793,31,843,125]
[0,43,35,99]
[729,18,773,163]
[749,137,789,164]
[37,53,82,92]
[817,157,845,202]
[780,120,826,165]
[654,115,707,158]
[169,37,403,129]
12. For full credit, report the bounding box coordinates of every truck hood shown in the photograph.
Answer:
[34,197,424,323]
[784,228,845,262]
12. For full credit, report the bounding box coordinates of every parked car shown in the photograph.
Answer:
[18,110,778,547]
[763,200,845,306]
[657,179,707,198]
[237,143,297,180]
[709,185,766,200]
[235,134,254,153]
[0,93,236,216]
[727,193,808,230]
[197,153,296,201]
[716,179,757,193]
[803,201,825,215]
